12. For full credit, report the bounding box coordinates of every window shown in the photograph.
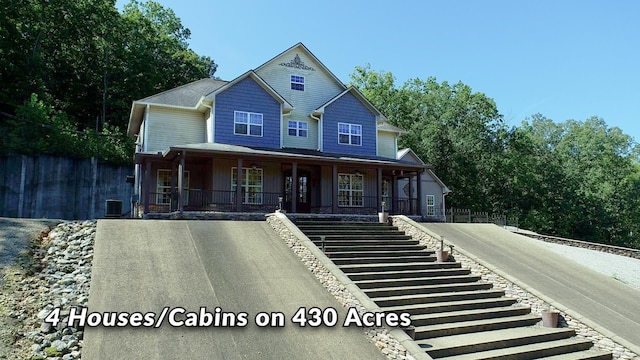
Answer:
[426,195,435,216]
[291,75,304,91]
[382,179,390,211]
[156,169,189,205]
[288,120,308,137]
[338,173,363,207]
[231,167,263,204]
[234,111,263,136]
[338,123,362,146]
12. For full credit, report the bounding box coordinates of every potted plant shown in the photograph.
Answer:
[436,236,449,262]
[378,201,388,223]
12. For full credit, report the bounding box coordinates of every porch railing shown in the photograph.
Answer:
[144,191,421,215]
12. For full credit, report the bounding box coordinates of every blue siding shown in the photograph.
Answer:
[322,92,377,156]
[214,77,281,148]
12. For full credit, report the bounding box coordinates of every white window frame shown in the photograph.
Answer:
[287,120,308,137]
[426,194,435,216]
[156,169,189,205]
[338,173,364,207]
[234,111,263,137]
[338,122,362,146]
[290,75,305,91]
[231,167,263,205]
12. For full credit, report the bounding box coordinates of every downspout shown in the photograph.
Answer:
[310,112,322,151]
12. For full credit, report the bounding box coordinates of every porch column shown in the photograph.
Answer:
[416,170,422,217]
[178,152,186,214]
[236,158,243,212]
[391,174,397,214]
[377,168,383,212]
[143,159,151,213]
[408,173,414,214]
[171,160,177,211]
[291,162,298,213]
[332,165,338,214]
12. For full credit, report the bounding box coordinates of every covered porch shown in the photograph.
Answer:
[134,143,428,217]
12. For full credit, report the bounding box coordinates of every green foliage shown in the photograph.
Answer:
[0,0,216,163]
[1,94,135,164]
[350,66,640,248]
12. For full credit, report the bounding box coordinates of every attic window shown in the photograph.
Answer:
[291,75,305,91]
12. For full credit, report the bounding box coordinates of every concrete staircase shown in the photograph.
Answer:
[295,219,612,360]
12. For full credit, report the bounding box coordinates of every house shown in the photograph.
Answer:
[126,43,449,219]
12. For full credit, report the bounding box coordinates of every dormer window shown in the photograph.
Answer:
[291,75,305,91]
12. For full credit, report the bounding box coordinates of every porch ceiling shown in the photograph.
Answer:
[135,143,428,170]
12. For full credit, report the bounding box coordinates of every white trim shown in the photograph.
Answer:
[338,122,363,146]
[143,104,150,152]
[287,120,308,137]
[231,167,264,205]
[337,173,364,207]
[290,74,305,91]
[234,111,263,137]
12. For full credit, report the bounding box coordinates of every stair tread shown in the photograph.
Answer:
[355,274,480,284]
[339,261,461,270]
[367,281,494,293]
[417,327,575,351]
[414,314,541,333]
[372,289,504,301]
[348,268,469,276]
[436,338,594,360]
[411,305,530,320]
[538,349,613,360]
[383,297,518,313]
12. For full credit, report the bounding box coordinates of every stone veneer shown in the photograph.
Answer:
[391,216,639,360]
[266,214,421,360]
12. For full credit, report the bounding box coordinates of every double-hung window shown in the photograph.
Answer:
[338,173,364,207]
[338,122,362,146]
[156,169,189,205]
[231,167,263,205]
[234,111,263,136]
[288,120,308,137]
[291,75,305,91]
[426,195,436,216]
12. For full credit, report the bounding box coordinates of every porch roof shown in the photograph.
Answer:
[135,143,429,170]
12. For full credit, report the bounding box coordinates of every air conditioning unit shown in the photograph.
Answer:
[105,200,123,218]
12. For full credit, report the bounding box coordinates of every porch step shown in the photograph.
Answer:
[331,255,437,265]
[419,327,576,358]
[355,275,481,289]
[308,234,413,240]
[410,306,532,327]
[302,228,401,234]
[326,250,433,258]
[436,338,595,360]
[364,282,494,298]
[347,268,471,281]
[339,261,462,273]
[371,289,506,308]
[295,221,389,226]
[382,297,518,315]
[539,350,613,360]
[313,240,420,248]
[323,244,426,252]
[413,314,542,340]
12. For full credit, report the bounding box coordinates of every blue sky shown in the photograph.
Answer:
[117,0,640,142]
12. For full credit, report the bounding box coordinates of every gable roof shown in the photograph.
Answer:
[127,78,227,136]
[205,70,294,112]
[254,42,346,91]
[313,87,387,121]
[397,148,425,165]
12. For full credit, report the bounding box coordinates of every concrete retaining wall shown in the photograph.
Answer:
[0,155,132,220]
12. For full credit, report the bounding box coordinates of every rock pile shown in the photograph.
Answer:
[10,220,95,360]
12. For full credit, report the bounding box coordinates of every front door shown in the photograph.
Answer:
[284,170,311,213]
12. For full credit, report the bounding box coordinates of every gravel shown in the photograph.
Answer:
[537,241,640,290]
